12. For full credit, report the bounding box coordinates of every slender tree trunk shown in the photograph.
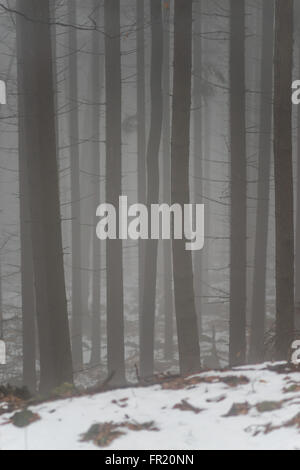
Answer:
[171,0,201,376]
[18,122,37,393]
[274,0,294,360]
[229,0,247,367]
[295,3,300,333]
[136,0,147,323]
[296,98,300,331]
[16,0,73,393]
[50,1,59,157]
[16,2,38,394]
[68,0,83,370]
[90,0,103,367]
[104,0,125,384]
[203,99,211,308]
[249,0,274,363]
[140,0,163,378]
[193,0,203,335]
[162,2,174,361]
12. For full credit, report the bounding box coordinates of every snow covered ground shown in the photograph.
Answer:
[1,363,300,450]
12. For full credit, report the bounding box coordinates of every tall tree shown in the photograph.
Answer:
[249,0,274,363]
[136,0,146,319]
[16,0,73,393]
[18,121,37,393]
[140,0,163,379]
[295,2,300,334]
[162,1,174,360]
[274,0,294,360]
[229,0,247,367]
[16,6,37,392]
[104,0,125,384]
[90,0,104,367]
[163,2,174,360]
[68,0,83,370]
[193,0,203,334]
[171,0,201,376]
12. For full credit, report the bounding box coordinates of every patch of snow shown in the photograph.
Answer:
[1,363,300,450]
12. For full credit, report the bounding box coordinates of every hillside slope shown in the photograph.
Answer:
[1,363,300,450]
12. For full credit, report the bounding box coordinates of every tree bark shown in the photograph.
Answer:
[193,0,203,335]
[68,0,83,370]
[162,1,174,361]
[274,0,294,360]
[90,0,104,367]
[105,0,126,384]
[171,0,201,376]
[229,0,247,367]
[295,2,300,333]
[140,0,163,379]
[18,121,37,393]
[136,0,147,322]
[16,0,73,393]
[249,0,274,363]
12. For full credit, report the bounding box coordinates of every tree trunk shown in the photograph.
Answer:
[171,0,201,376]
[104,0,126,385]
[50,1,59,157]
[16,0,73,393]
[18,118,37,393]
[136,0,147,322]
[203,98,211,310]
[295,3,300,334]
[274,0,294,360]
[68,0,83,370]
[249,0,274,364]
[193,0,203,335]
[162,1,174,361]
[229,0,247,367]
[140,0,163,379]
[90,0,104,367]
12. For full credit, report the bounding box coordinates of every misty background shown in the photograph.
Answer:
[0,0,297,394]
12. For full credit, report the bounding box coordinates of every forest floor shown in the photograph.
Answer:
[0,362,300,450]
